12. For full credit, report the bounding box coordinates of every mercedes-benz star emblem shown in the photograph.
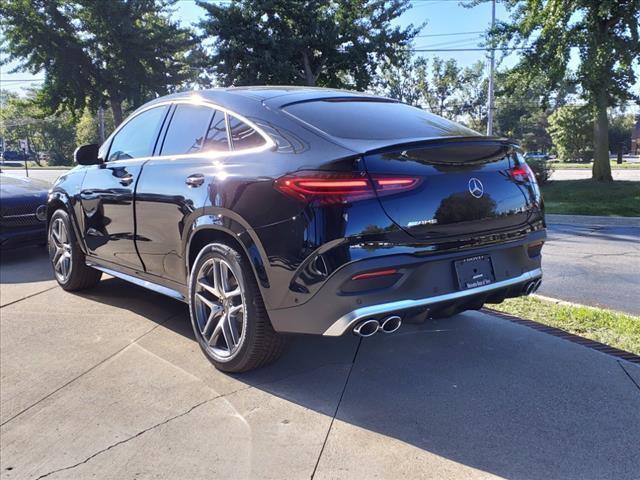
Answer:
[468,178,484,198]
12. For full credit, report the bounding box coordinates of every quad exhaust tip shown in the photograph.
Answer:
[353,315,402,337]
[523,279,542,296]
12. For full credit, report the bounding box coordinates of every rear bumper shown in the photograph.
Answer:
[323,267,541,336]
[267,230,545,335]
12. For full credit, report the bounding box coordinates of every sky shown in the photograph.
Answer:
[0,0,519,94]
[0,0,637,106]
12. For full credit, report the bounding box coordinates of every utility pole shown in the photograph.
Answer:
[98,106,105,144]
[486,0,496,136]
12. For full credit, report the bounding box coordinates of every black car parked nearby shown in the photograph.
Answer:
[1,174,49,248]
[47,87,545,372]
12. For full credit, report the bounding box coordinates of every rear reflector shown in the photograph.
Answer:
[351,268,398,281]
[527,241,544,258]
[275,172,420,204]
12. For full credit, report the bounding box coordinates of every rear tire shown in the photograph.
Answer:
[189,242,286,373]
[48,209,102,291]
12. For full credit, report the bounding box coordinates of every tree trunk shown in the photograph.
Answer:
[591,88,612,181]
[301,52,316,86]
[110,97,124,127]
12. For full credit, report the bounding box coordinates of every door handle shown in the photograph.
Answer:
[119,174,134,186]
[186,174,205,187]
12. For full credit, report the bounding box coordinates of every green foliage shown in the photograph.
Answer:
[196,0,420,89]
[608,112,636,154]
[547,106,593,162]
[75,107,115,146]
[0,91,76,165]
[374,56,486,129]
[492,296,640,355]
[525,157,553,185]
[0,0,198,124]
[488,0,640,181]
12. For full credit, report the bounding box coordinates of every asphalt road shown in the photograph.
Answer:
[540,219,640,315]
[1,248,639,479]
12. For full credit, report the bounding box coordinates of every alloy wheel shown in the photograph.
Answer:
[49,217,72,283]
[193,257,246,360]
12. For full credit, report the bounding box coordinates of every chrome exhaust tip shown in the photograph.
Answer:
[523,281,535,295]
[380,315,402,334]
[533,278,542,292]
[353,319,380,337]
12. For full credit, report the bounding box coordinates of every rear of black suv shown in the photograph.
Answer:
[267,100,545,337]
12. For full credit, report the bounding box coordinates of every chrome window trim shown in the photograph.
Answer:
[102,96,274,164]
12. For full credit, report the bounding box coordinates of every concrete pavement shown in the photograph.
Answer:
[541,219,640,315]
[1,251,639,479]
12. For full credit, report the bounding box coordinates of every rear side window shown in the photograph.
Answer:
[283,100,479,140]
[203,111,230,152]
[161,104,214,156]
[108,105,168,161]
[228,116,266,150]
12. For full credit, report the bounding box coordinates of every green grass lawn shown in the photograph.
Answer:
[541,179,640,216]
[549,161,640,170]
[490,296,640,355]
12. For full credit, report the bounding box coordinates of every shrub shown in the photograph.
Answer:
[527,158,553,184]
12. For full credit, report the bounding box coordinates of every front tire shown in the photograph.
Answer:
[189,243,286,373]
[48,209,102,291]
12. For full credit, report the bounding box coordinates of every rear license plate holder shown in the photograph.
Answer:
[454,255,495,290]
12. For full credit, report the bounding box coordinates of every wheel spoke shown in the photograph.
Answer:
[228,303,243,315]
[201,305,222,336]
[212,259,224,299]
[197,277,221,299]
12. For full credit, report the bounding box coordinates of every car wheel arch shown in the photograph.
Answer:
[185,223,270,293]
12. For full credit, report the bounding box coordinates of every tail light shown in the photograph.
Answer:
[275,171,421,204]
[509,163,537,183]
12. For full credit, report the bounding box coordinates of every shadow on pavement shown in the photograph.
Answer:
[0,246,53,284]
[70,276,640,480]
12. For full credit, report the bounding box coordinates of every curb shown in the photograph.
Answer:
[483,308,640,365]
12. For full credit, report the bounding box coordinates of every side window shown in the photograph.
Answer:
[228,115,266,150]
[107,106,168,161]
[161,104,214,156]
[202,110,230,152]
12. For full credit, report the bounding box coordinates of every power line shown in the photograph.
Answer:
[411,47,531,52]
[416,30,485,38]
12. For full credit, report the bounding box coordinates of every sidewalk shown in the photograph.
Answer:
[545,213,640,228]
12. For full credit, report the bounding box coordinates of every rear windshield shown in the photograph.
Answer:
[283,99,479,140]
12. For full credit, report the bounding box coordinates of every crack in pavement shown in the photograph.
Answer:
[310,337,363,480]
[0,285,59,309]
[618,361,640,393]
[29,359,356,480]
[0,312,179,428]
[32,392,231,480]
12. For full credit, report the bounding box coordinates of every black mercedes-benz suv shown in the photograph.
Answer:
[47,87,545,372]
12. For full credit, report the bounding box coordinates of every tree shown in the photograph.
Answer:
[423,57,461,118]
[196,0,420,90]
[608,111,636,157]
[548,106,593,162]
[75,107,115,146]
[0,91,76,165]
[455,61,487,131]
[488,0,640,181]
[0,0,198,125]
[373,54,427,106]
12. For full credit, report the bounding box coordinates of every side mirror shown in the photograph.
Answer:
[74,144,101,165]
